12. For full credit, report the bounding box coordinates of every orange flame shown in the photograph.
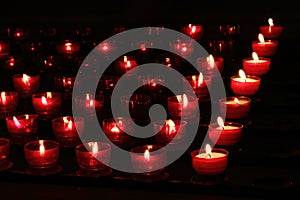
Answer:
[22,74,30,86]
[268,18,274,26]
[63,117,73,131]
[13,116,22,128]
[144,149,150,161]
[1,92,6,104]
[165,119,176,135]
[238,69,247,82]
[234,97,239,104]
[65,43,72,51]
[110,124,120,133]
[39,140,45,157]
[205,144,212,158]
[217,116,225,129]
[252,52,259,61]
[258,33,265,43]
[41,96,48,105]
[207,54,215,68]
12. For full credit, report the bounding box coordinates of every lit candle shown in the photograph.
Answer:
[185,73,211,102]
[180,24,204,41]
[259,18,283,39]
[196,54,224,76]
[74,93,105,119]
[242,52,271,76]
[13,73,40,98]
[191,144,229,175]
[52,116,85,147]
[252,33,279,57]
[167,94,198,120]
[75,142,112,177]
[219,96,251,119]
[114,55,138,76]
[56,40,81,55]
[0,137,12,171]
[32,92,62,120]
[208,116,243,146]
[230,69,261,96]
[0,91,18,119]
[53,75,75,93]
[6,114,39,145]
[171,39,194,58]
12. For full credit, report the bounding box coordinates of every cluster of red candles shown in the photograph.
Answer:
[0,18,283,179]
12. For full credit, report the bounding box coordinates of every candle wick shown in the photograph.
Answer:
[208,153,211,158]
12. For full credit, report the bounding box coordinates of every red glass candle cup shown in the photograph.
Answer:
[52,116,84,147]
[74,93,105,119]
[180,24,204,41]
[32,92,62,120]
[75,142,112,177]
[6,114,39,145]
[259,25,283,39]
[219,96,251,119]
[24,140,61,175]
[0,138,13,171]
[208,122,244,146]
[53,75,75,93]
[0,41,10,57]
[170,39,194,58]
[0,91,18,119]
[184,74,211,102]
[102,117,134,148]
[153,119,187,147]
[114,55,138,76]
[230,75,261,96]
[56,40,80,55]
[13,73,40,98]
[191,147,229,175]
[196,55,224,76]
[167,94,198,120]
[242,56,271,76]
[252,40,279,57]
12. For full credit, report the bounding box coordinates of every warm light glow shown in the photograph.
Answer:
[25,114,29,120]
[41,96,48,105]
[144,149,150,161]
[39,140,45,157]
[88,142,98,157]
[110,124,120,133]
[238,69,247,82]
[205,144,212,158]
[268,18,274,26]
[258,33,265,43]
[123,56,128,62]
[165,119,176,135]
[13,116,22,128]
[207,54,215,68]
[217,116,225,129]
[1,92,6,104]
[126,61,131,68]
[46,92,52,98]
[234,97,239,104]
[63,117,73,131]
[176,94,189,108]
[65,43,72,51]
[85,93,94,107]
[22,74,30,85]
[252,52,259,61]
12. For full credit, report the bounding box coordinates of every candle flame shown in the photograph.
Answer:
[234,97,240,104]
[144,149,150,161]
[205,144,212,158]
[198,73,203,87]
[46,92,52,98]
[207,54,215,68]
[217,116,225,129]
[126,61,131,68]
[252,52,259,61]
[123,56,128,62]
[238,69,247,82]
[268,18,274,26]
[25,114,29,119]
[88,142,98,156]
[39,140,45,157]
[165,119,176,135]
[63,117,73,131]
[258,33,265,43]
[182,94,188,108]
[22,74,30,85]
[1,92,6,104]
[41,96,48,105]
[110,124,120,133]
[65,42,72,51]
[13,116,22,128]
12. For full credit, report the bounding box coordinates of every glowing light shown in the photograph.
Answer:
[165,119,176,135]
[207,54,215,68]
[234,97,239,104]
[13,116,22,128]
[268,18,274,26]
[144,149,150,161]
[252,52,259,62]
[1,92,6,104]
[217,116,225,129]
[22,74,30,86]
[205,144,212,158]
[39,140,45,157]
[258,33,265,43]
[238,69,247,82]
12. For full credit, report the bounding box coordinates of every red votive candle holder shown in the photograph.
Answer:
[13,73,40,98]
[167,94,198,120]
[6,114,39,145]
[180,23,204,41]
[32,92,62,120]
[252,33,279,57]
[242,52,271,76]
[196,54,224,76]
[191,144,229,175]
[170,39,194,58]
[0,91,18,119]
[208,116,243,146]
[75,142,112,177]
[153,119,187,148]
[101,117,134,148]
[52,116,85,147]
[230,69,261,96]
[184,73,211,102]
[24,140,61,175]
[219,96,251,119]
[53,75,75,93]
[130,145,168,182]
[259,18,283,39]
[114,55,138,76]
[0,138,13,171]
[74,93,105,119]
[56,40,80,55]
[0,41,10,57]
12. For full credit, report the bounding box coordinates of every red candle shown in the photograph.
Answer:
[252,33,279,57]
[130,145,166,173]
[24,140,60,174]
[259,18,283,39]
[219,96,251,119]
[230,69,261,96]
[101,117,134,148]
[56,40,80,55]
[0,41,10,57]
[6,114,39,145]
[242,52,271,76]
[167,94,198,120]
[75,142,111,177]
[185,73,211,102]
[52,116,85,147]
[13,73,40,98]
[32,92,62,120]
[191,144,229,175]
[208,116,243,146]
[196,54,224,76]
[74,93,104,119]
[53,75,75,92]
[153,119,187,146]
[180,24,204,41]
[0,91,18,119]
[171,39,194,58]
[114,55,138,76]
[97,75,119,95]
[0,138,12,171]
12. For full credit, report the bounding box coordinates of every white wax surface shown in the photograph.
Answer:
[216,125,240,130]
[233,77,258,83]
[196,152,226,158]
